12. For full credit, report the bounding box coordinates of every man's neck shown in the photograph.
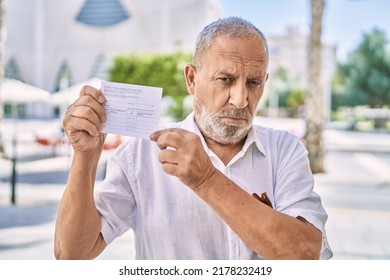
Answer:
[202,132,246,166]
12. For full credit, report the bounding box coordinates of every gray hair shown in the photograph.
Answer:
[193,17,269,68]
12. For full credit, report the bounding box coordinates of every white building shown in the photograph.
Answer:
[4,0,224,93]
[4,1,336,120]
[266,27,337,121]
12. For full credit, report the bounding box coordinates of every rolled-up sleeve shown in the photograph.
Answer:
[274,136,333,259]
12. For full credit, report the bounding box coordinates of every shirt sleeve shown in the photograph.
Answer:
[94,141,137,245]
[273,134,333,259]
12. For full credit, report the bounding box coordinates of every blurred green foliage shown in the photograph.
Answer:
[332,28,390,109]
[109,51,193,120]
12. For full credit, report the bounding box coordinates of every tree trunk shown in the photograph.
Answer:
[0,0,4,156]
[304,0,325,173]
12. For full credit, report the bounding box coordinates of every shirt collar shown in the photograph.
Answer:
[180,112,267,157]
[244,126,267,156]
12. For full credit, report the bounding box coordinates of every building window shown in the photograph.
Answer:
[76,0,130,28]
[54,62,73,92]
[5,57,24,81]
[90,54,108,80]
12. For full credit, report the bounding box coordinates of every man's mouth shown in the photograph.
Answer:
[220,116,248,126]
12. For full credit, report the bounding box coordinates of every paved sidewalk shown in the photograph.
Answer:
[0,156,134,260]
[1,129,390,260]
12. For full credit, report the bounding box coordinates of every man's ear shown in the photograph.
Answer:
[184,64,196,96]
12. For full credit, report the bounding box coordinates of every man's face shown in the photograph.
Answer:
[187,35,268,144]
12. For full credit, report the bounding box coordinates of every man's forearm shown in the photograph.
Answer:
[194,169,322,259]
[55,151,106,259]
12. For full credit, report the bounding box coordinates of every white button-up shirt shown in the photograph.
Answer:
[94,113,333,259]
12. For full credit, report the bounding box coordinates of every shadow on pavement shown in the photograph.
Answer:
[0,205,58,229]
[11,171,70,185]
[0,161,106,185]
[0,239,51,251]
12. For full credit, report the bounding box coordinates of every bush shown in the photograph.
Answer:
[109,51,193,120]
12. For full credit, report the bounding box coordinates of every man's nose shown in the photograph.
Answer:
[229,82,248,109]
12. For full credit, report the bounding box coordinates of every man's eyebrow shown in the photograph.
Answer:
[247,75,264,81]
[212,71,236,78]
[220,72,236,77]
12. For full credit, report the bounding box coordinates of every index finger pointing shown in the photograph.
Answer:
[149,129,165,142]
[80,85,105,104]
[150,128,190,151]
[149,128,188,142]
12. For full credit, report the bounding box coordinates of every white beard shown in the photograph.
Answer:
[193,97,253,145]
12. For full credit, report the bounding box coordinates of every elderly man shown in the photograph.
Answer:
[55,17,332,260]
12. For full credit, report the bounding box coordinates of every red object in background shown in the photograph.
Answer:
[35,137,51,146]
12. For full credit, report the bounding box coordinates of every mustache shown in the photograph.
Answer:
[216,108,251,119]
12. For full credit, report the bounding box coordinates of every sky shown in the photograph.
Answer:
[219,0,390,62]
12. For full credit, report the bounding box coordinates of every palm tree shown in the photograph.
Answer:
[304,0,325,173]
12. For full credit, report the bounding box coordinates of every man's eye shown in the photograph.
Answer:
[248,80,263,87]
[217,77,232,83]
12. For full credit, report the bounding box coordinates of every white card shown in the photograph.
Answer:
[101,80,163,138]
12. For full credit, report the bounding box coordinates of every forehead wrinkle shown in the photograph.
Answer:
[210,55,266,78]
[213,48,267,71]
